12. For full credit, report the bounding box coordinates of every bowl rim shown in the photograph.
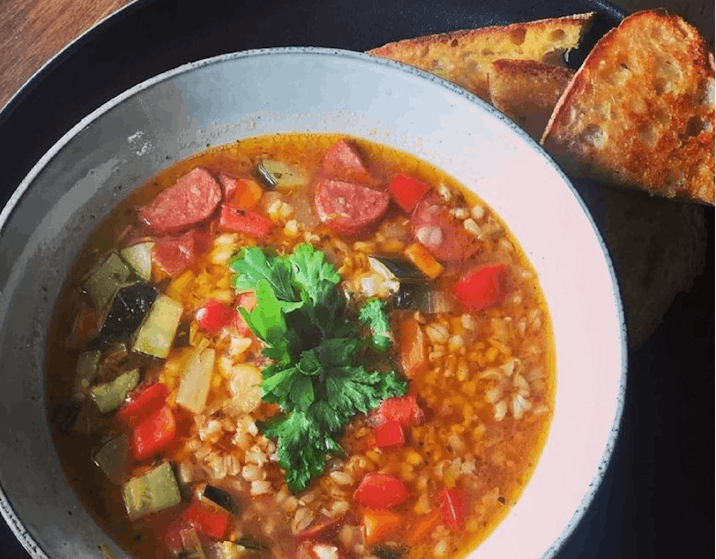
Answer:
[0,46,628,559]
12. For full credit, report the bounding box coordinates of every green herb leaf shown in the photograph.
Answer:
[359,298,394,352]
[229,247,294,301]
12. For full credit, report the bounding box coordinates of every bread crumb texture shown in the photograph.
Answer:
[542,10,715,205]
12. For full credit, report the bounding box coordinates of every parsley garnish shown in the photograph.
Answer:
[228,244,407,492]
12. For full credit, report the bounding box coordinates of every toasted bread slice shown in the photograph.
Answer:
[368,13,594,100]
[541,10,715,205]
[488,59,574,138]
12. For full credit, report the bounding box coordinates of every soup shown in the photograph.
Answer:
[47,134,554,559]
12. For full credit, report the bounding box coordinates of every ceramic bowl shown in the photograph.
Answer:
[0,47,626,559]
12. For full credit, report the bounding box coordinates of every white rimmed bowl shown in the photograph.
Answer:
[0,47,626,559]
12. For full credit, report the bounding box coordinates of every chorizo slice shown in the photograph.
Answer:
[315,179,390,237]
[139,168,222,235]
[319,140,375,184]
[410,195,480,262]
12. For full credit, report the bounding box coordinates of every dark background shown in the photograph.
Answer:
[0,0,713,558]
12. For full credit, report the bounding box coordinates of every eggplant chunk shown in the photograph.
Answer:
[72,349,102,401]
[51,400,82,436]
[203,485,241,515]
[93,435,129,484]
[132,295,184,359]
[368,256,425,284]
[120,241,154,281]
[256,160,307,190]
[90,368,140,413]
[95,283,158,345]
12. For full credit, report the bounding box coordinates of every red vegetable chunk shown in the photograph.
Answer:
[373,395,424,427]
[314,179,390,236]
[320,140,374,184]
[374,419,405,449]
[295,516,341,543]
[219,205,273,238]
[388,173,430,213]
[439,488,467,529]
[164,500,230,549]
[139,168,222,235]
[410,195,480,263]
[153,229,211,277]
[117,383,168,428]
[132,405,176,460]
[452,263,506,312]
[354,473,409,509]
[196,299,236,334]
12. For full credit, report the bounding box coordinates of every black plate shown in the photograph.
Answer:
[0,0,712,558]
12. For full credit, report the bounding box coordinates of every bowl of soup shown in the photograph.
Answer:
[0,47,625,559]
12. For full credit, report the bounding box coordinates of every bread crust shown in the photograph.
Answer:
[488,59,574,138]
[368,13,594,100]
[541,9,715,205]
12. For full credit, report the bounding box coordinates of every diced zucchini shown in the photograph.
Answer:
[256,160,307,190]
[73,349,101,401]
[176,348,215,414]
[132,295,184,359]
[120,242,154,281]
[90,368,140,414]
[93,435,129,484]
[83,252,133,312]
[96,282,158,345]
[73,401,104,435]
[122,462,181,520]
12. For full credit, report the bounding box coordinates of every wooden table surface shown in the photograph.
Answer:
[0,0,713,112]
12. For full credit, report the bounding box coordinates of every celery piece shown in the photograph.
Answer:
[132,295,183,359]
[90,368,140,414]
[72,349,101,401]
[122,462,181,520]
[83,252,132,313]
[120,242,154,282]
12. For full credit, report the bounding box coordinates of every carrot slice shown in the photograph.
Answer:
[399,318,429,378]
[406,510,441,545]
[362,510,403,545]
[404,242,443,279]
[231,178,264,209]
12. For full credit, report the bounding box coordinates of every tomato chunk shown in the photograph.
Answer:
[219,205,273,238]
[374,419,405,449]
[388,173,430,213]
[196,299,236,334]
[132,405,176,460]
[117,383,168,428]
[374,396,424,428]
[439,488,466,529]
[354,473,409,509]
[452,263,506,312]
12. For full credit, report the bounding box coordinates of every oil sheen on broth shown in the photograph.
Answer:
[47,133,555,559]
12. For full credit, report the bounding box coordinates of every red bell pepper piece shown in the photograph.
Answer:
[354,473,409,510]
[452,263,506,312]
[196,299,236,334]
[219,205,273,238]
[117,383,168,428]
[373,395,424,427]
[388,173,430,213]
[439,488,466,529]
[164,500,230,549]
[132,405,176,460]
[374,419,405,449]
[180,499,230,540]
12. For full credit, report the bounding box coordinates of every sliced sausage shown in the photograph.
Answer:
[153,229,211,277]
[410,195,480,262]
[139,168,222,235]
[314,179,390,237]
[319,140,375,184]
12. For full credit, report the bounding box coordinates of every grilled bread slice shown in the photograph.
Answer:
[368,13,594,100]
[488,59,574,138]
[541,10,715,205]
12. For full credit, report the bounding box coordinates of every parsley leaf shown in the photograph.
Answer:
[229,244,407,492]
[359,298,394,352]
